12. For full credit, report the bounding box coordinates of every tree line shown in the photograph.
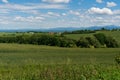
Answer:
[0,33,119,48]
[63,30,96,34]
[62,27,120,35]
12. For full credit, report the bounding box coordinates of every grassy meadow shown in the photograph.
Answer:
[0,43,120,65]
[0,31,119,79]
[0,43,119,79]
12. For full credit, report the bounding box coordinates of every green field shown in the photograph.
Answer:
[0,31,120,79]
[0,43,119,79]
[0,43,119,65]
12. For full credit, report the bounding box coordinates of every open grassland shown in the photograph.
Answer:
[0,43,120,65]
[64,33,94,40]
[0,32,46,37]
[0,43,119,79]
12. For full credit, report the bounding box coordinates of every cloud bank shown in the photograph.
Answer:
[42,0,70,3]
[2,0,8,3]
[107,2,117,7]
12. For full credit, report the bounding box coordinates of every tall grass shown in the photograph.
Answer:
[0,43,119,65]
[0,64,119,80]
[0,43,119,79]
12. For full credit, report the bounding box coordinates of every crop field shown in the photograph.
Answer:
[0,43,119,79]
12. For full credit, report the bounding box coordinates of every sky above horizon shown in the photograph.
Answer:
[0,0,120,29]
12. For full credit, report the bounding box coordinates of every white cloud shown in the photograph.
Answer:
[62,13,66,16]
[47,12,60,17]
[20,10,40,15]
[2,0,8,3]
[88,7,113,15]
[107,2,117,7]
[1,10,120,29]
[113,10,120,15]
[14,16,45,22]
[1,1,120,29]
[0,9,9,13]
[69,10,80,16]
[0,3,67,11]
[96,0,103,3]
[42,0,70,3]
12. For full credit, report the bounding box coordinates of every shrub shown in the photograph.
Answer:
[94,33,119,48]
[105,36,119,48]
[94,33,106,45]
[60,38,76,47]
[85,37,101,48]
[76,37,90,48]
[115,54,120,64]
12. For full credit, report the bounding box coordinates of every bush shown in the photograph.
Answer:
[105,36,119,48]
[94,33,119,48]
[115,54,120,64]
[85,37,101,48]
[0,33,119,48]
[76,37,90,48]
[94,33,106,45]
[60,38,76,47]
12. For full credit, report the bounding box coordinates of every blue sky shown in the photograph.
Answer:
[0,0,120,29]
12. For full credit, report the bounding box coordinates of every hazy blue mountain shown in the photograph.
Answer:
[0,25,120,32]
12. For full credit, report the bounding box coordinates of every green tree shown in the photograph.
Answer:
[105,36,119,48]
[85,37,101,48]
[76,37,90,48]
[94,33,106,45]
[60,38,76,47]
[94,33,119,48]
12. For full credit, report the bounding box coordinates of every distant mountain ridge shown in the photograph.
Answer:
[47,25,120,32]
[0,25,120,32]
